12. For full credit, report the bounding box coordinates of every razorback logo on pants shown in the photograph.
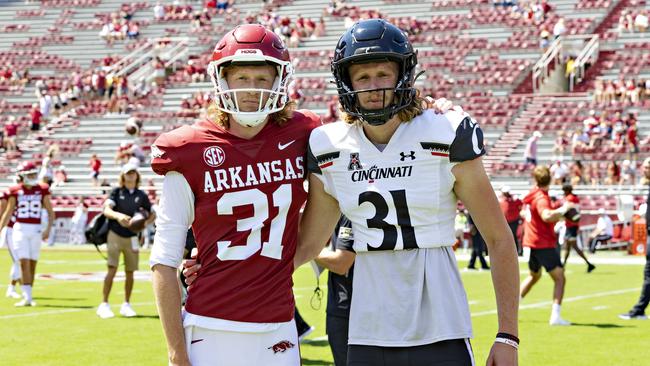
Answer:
[268,340,295,354]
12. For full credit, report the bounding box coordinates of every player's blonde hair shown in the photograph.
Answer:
[341,89,426,125]
[532,165,552,187]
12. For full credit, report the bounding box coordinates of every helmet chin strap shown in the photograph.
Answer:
[231,111,269,128]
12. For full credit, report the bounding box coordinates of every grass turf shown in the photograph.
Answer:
[0,247,647,365]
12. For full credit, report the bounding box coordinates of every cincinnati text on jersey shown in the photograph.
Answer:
[350,164,413,183]
[204,157,305,193]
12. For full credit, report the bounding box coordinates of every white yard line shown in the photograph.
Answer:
[0,301,156,320]
[471,288,638,317]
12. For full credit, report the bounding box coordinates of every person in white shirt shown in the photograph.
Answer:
[634,11,648,32]
[553,17,567,38]
[589,208,614,253]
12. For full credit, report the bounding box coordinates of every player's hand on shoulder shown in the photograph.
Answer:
[422,96,466,115]
[182,248,200,286]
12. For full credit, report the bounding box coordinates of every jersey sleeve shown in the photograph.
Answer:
[449,115,486,163]
[150,172,195,269]
[535,195,552,217]
[334,215,355,253]
[150,127,191,176]
[40,183,50,196]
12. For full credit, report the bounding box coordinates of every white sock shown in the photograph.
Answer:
[21,285,32,302]
[552,303,561,317]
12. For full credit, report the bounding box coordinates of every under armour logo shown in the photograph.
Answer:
[399,151,416,161]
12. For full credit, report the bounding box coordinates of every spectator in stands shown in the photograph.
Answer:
[627,113,639,158]
[550,159,569,185]
[569,160,584,186]
[126,22,140,40]
[154,1,166,20]
[552,130,567,160]
[593,79,604,104]
[4,116,18,152]
[499,186,523,256]
[314,216,355,366]
[604,161,621,185]
[89,154,102,186]
[520,165,573,326]
[39,145,58,185]
[618,10,633,34]
[97,163,155,319]
[620,159,637,186]
[52,165,67,188]
[539,28,551,49]
[571,127,589,155]
[553,17,566,39]
[620,158,650,319]
[588,208,613,253]
[40,92,53,119]
[29,103,42,133]
[634,10,648,33]
[313,17,326,38]
[524,131,542,167]
[561,184,595,272]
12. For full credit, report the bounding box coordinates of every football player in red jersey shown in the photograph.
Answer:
[0,161,54,307]
[150,24,319,366]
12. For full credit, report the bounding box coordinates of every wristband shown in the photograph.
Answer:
[496,332,520,344]
[495,337,519,350]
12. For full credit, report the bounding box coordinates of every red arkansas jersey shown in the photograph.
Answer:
[151,110,321,323]
[7,183,49,225]
[0,190,16,228]
[564,193,580,228]
[522,187,557,249]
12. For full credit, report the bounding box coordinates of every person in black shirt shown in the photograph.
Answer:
[315,216,355,366]
[620,157,650,320]
[97,163,155,319]
[467,214,490,270]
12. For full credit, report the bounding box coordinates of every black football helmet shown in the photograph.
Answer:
[331,19,418,126]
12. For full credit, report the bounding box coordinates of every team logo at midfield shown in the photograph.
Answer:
[420,142,450,158]
[268,340,295,354]
[203,146,226,167]
[348,152,363,171]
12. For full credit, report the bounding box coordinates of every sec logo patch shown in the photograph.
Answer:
[204,146,226,167]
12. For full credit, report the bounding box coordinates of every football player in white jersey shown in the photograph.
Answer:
[295,19,520,365]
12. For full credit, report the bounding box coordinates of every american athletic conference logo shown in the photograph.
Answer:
[203,146,226,167]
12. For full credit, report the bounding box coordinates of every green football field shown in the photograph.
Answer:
[0,247,648,366]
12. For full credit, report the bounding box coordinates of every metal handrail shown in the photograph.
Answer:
[569,34,599,91]
[532,36,562,92]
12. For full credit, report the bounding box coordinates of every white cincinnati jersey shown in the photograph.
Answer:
[308,109,485,347]
[308,109,485,253]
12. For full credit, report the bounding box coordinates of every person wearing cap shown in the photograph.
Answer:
[97,163,155,319]
[499,186,524,256]
[588,208,613,253]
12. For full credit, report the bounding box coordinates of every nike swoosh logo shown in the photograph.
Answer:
[191,339,204,344]
[278,140,296,150]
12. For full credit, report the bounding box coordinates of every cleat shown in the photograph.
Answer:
[119,302,137,317]
[97,303,115,319]
[549,316,571,326]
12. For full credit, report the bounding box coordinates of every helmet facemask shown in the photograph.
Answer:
[334,54,418,126]
[208,55,293,128]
